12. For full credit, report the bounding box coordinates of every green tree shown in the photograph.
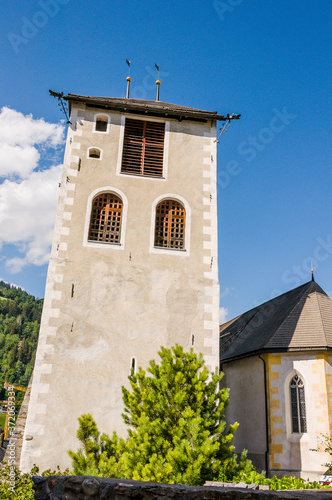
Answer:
[0,282,43,392]
[0,465,72,499]
[68,414,126,477]
[69,345,239,485]
[8,300,18,317]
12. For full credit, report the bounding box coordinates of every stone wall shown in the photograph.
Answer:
[33,476,332,499]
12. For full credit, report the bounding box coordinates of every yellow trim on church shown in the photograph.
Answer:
[265,353,283,469]
[313,354,332,432]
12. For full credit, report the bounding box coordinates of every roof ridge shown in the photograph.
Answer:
[224,281,313,322]
[259,282,313,347]
[220,309,259,351]
[315,291,330,344]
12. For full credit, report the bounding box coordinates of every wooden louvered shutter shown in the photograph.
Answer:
[143,121,165,176]
[155,200,185,249]
[88,193,123,243]
[121,118,165,177]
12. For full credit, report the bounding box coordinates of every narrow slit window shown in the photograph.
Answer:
[88,193,123,244]
[290,374,307,433]
[130,357,136,375]
[155,199,185,249]
[89,148,101,159]
[121,118,165,177]
[95,117,108,132]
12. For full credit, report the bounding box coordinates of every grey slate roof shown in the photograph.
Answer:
[61,93,240,122]
[220,281,332,363]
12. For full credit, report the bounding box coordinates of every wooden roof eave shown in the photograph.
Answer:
[84,101,213,123]
[49,91,240,123]
[220,345,332,365]
[70,97,234,122]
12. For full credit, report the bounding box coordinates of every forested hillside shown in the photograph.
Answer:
[0,281,42,401]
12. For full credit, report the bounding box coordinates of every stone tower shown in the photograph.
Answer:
[21,93,232,471]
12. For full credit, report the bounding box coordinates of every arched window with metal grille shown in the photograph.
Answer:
[290,374,307,433]
[154,199,185,249]
[88,193,123,244]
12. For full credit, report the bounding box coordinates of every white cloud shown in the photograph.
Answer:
[219,306,229,324]
[0,107,64,179]
[0,165,62,273]
[0,143,40,179]
[0,107,64,148]
[0,107,65,272]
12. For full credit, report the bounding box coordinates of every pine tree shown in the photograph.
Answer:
[69,345,239,485]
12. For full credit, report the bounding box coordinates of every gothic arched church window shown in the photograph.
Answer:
[88,193,123,244]
[290,374,307,433]
[154,199,185,249]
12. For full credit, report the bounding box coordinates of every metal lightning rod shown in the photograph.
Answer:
[155,63,161,101]
[125,59,132,99]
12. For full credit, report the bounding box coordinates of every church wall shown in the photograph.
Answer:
[265,352,331,481]
[222,356,267,471]
[222,352,332,480]
[21,102,220,471]
[320,353,332,434]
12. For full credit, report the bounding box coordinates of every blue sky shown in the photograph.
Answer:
[0,0,331,320]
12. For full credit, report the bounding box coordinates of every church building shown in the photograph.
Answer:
[220,279,332,481]
[20,90,238,471]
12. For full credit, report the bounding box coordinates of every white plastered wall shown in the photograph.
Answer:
[21,107,85,470]
[21,105,220,471]
[222,356,267,471]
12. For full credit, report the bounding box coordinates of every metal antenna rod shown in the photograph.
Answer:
[126,59,132,99]
[155,63,161,101]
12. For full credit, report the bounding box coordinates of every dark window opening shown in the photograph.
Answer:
[290,374,307,433]
[121,118,165,177]
[88,193,123,244]
[89,148,101,159]
[155,199,185,249]
[95,118,108,132]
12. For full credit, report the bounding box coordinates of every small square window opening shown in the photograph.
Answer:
[95,118,108,132]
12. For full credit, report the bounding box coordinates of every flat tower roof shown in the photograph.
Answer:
[50,91,240,123]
